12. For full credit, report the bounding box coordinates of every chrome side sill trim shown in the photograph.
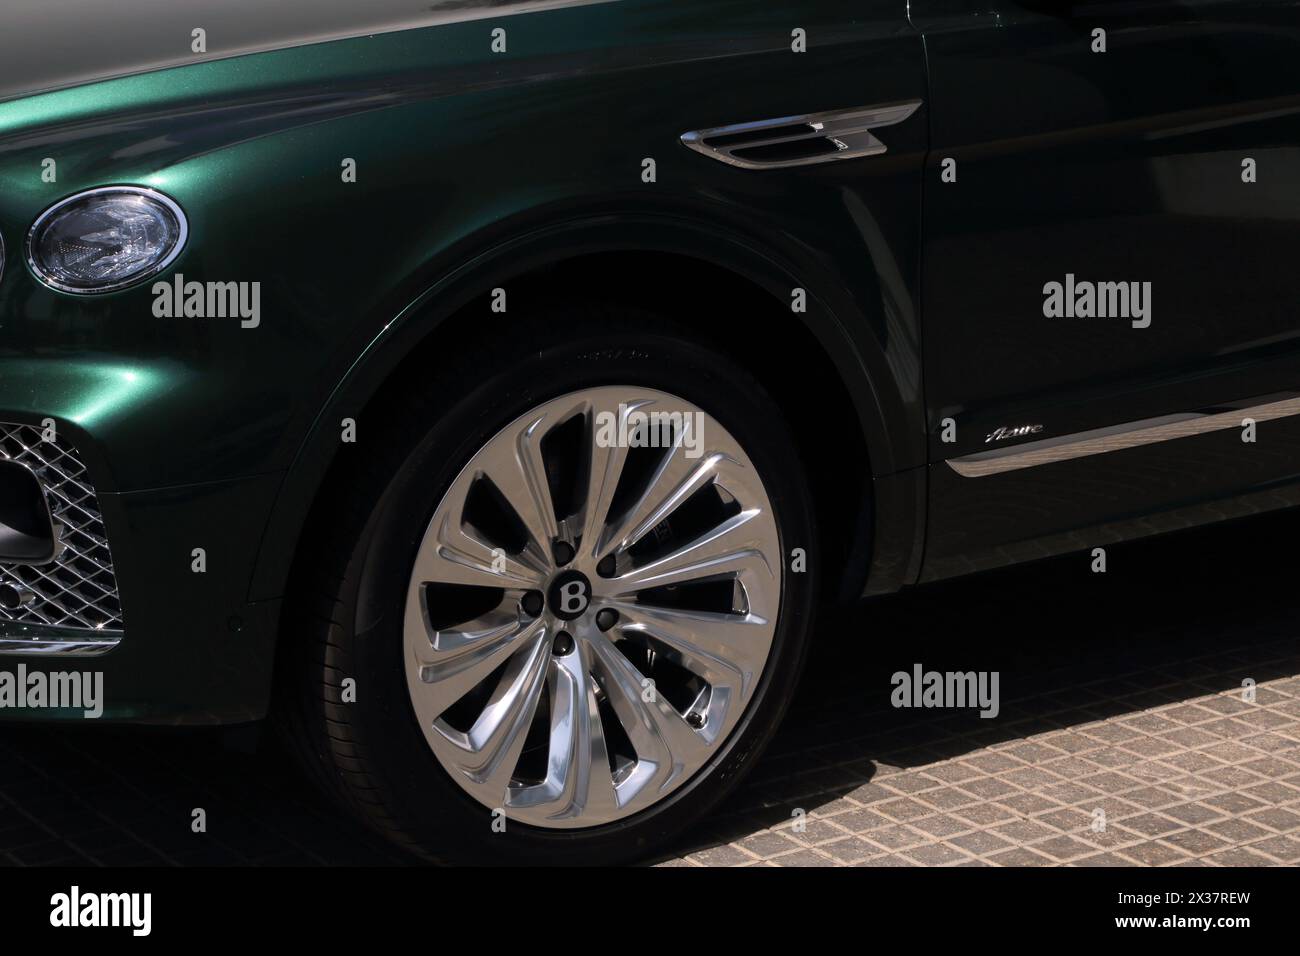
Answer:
[0,639,117,656]
[0,624,121,656]
[947,394,1300,478]
[680,100,921,170]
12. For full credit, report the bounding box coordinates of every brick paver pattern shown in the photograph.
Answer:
[656,641,1300,867]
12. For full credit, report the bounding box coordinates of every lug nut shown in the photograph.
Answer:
[595,608,618,632]
[552,631,574,656]
[521,590,544,617]
[596,554,616,578]
[685,711,706,729]
[552,541,575,566]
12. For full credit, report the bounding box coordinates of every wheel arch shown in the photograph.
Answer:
[249,214,924,608]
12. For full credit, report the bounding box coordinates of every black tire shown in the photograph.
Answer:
[278,308,818,864]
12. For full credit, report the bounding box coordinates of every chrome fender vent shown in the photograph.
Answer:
[680,100,921,170]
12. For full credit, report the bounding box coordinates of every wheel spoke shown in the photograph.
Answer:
[441,625,550,797]
[598,441,721,561]
[413,512,546,590]
[609,508,773,594]
[477,412,561,560]
[576,398,638,560]
[413,602,539,711]
[510,639,618,820]
[605,601,768,699]
[587,634,708,798]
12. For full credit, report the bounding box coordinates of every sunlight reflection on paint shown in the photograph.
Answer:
[67,366,158,427]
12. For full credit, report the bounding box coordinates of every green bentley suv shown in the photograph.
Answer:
[1,0,1297,863]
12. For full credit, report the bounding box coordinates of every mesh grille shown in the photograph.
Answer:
[0,423,123,634]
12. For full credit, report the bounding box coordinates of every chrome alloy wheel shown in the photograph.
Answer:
[403,386,782,828]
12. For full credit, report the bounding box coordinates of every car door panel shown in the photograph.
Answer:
[913,0,1300,578]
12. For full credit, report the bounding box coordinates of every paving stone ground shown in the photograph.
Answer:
[1,509,1298,867]
[654,637,1300,867]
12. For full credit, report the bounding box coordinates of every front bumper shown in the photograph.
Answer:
[0,430,285,723]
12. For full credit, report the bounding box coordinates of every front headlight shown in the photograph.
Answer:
[27,186,187,294]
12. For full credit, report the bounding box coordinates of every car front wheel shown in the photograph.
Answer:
[283,312,817,864]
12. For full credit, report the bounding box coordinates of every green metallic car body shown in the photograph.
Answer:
[0,1,926,721]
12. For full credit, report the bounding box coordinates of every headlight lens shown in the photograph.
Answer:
[27,186,187,293]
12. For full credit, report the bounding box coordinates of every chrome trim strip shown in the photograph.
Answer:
[0,637,118,656]
[947,394,1300,478]
[680,100,921,170]
[0,623,120,656]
